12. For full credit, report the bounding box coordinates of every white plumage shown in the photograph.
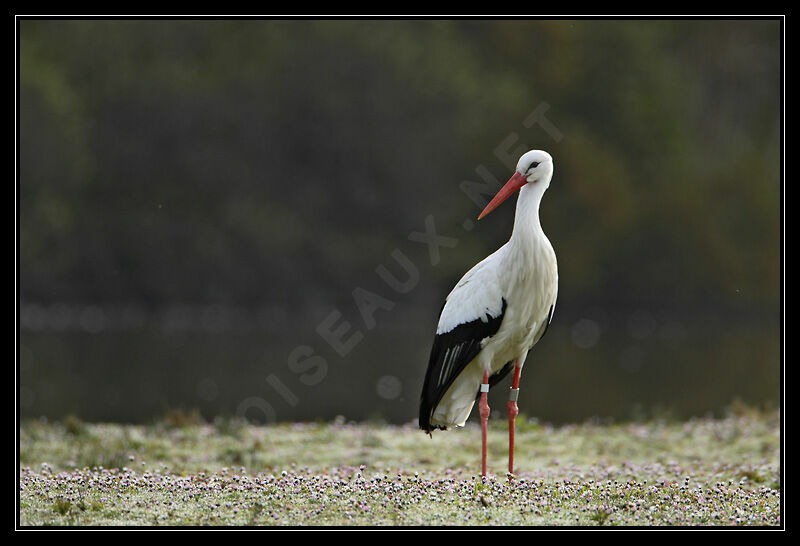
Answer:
[420,150,558,435]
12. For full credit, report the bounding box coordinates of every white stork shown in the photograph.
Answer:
[419,150,558,477]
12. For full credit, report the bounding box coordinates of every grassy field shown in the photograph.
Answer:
[18,408,781,527]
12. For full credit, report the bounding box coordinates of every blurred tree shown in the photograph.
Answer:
[19,20,780,315]
[18,19,781,423]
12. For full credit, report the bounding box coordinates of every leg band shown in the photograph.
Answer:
[508,388,519,401]
[480,383,490,393]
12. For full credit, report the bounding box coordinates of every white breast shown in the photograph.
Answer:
[487,234,558,367]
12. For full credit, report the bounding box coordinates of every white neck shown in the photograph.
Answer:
[510,182,545,245]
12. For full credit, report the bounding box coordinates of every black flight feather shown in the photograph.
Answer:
[419,298,506,433]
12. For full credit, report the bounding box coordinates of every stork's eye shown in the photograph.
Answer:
[527,162,540,172]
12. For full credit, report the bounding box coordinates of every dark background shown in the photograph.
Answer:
[19,19,781,425]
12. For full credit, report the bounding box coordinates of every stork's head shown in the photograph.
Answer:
[478,150,553,220]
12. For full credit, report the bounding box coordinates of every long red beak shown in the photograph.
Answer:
[477,171,528,220]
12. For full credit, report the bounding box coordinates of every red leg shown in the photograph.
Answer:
[507,363,522,476]
[479,370,490,477]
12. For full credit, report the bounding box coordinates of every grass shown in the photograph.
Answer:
[18,409,781,526]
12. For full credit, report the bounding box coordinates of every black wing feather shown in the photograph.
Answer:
[535,303,555,343]
[419,299,506,433]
